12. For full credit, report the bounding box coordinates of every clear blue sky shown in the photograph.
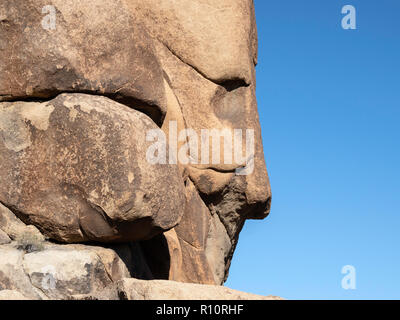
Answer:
[225,0,400,300]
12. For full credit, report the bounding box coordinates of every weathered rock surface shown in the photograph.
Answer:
[151,29,271,281]
[0,240,134,300]
[168,180,217,285]
[162,180,231,285]
[0,246,45,299]
[0,229,11,245]
[205,212,232,284]
[124,0,258,84]
[21,245,128,300]
[0,94,186,243]
[0,290,29,300]
[0,0,273,292]
[0,233,280,300]
[118,279,281,300]
[0,202,44,241]
[0,0,167,125]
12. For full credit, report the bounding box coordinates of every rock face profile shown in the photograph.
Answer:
[0,0,274,299]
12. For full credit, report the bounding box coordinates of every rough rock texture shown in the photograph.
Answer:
[0,290,29,300]
[0,0,167,125]
[0,246,46,299]
[0,202,44,241]
[0,206,280,300]
[0,0,273,297]
[139,3,271,281]
[21,245,127,300]
[124,0,257,84]
[0,229,11,245]
[118,279,281,300]
[0,241,131,300]
[0,94,185,243]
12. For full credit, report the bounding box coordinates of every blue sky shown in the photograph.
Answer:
[225,0,400,299]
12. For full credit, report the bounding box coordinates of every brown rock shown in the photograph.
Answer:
[0,94,186,243]
[154,37,271,280]
[117,278,282,300]
[169,180,216,285]
[0,0,166,125]
[0,202,43,241]
[124,0,257,84]
[205,212,232,285]
[21,245,128,300]
[0,290,29,300]
[0,229,10,245]
[0,240,136,300]
[0,246,45,299]
[0,0,272,287]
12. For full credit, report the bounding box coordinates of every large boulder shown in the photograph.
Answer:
[21,244,129,300]
[0,240,135,300]
[153,37,271,282]
[0,94,186,243]
[0,0,273,288]
[0,246,47,299]
[0,0,166,125]
[123,0,258,84]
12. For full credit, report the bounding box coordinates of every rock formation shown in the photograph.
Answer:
[0,0,273,299]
